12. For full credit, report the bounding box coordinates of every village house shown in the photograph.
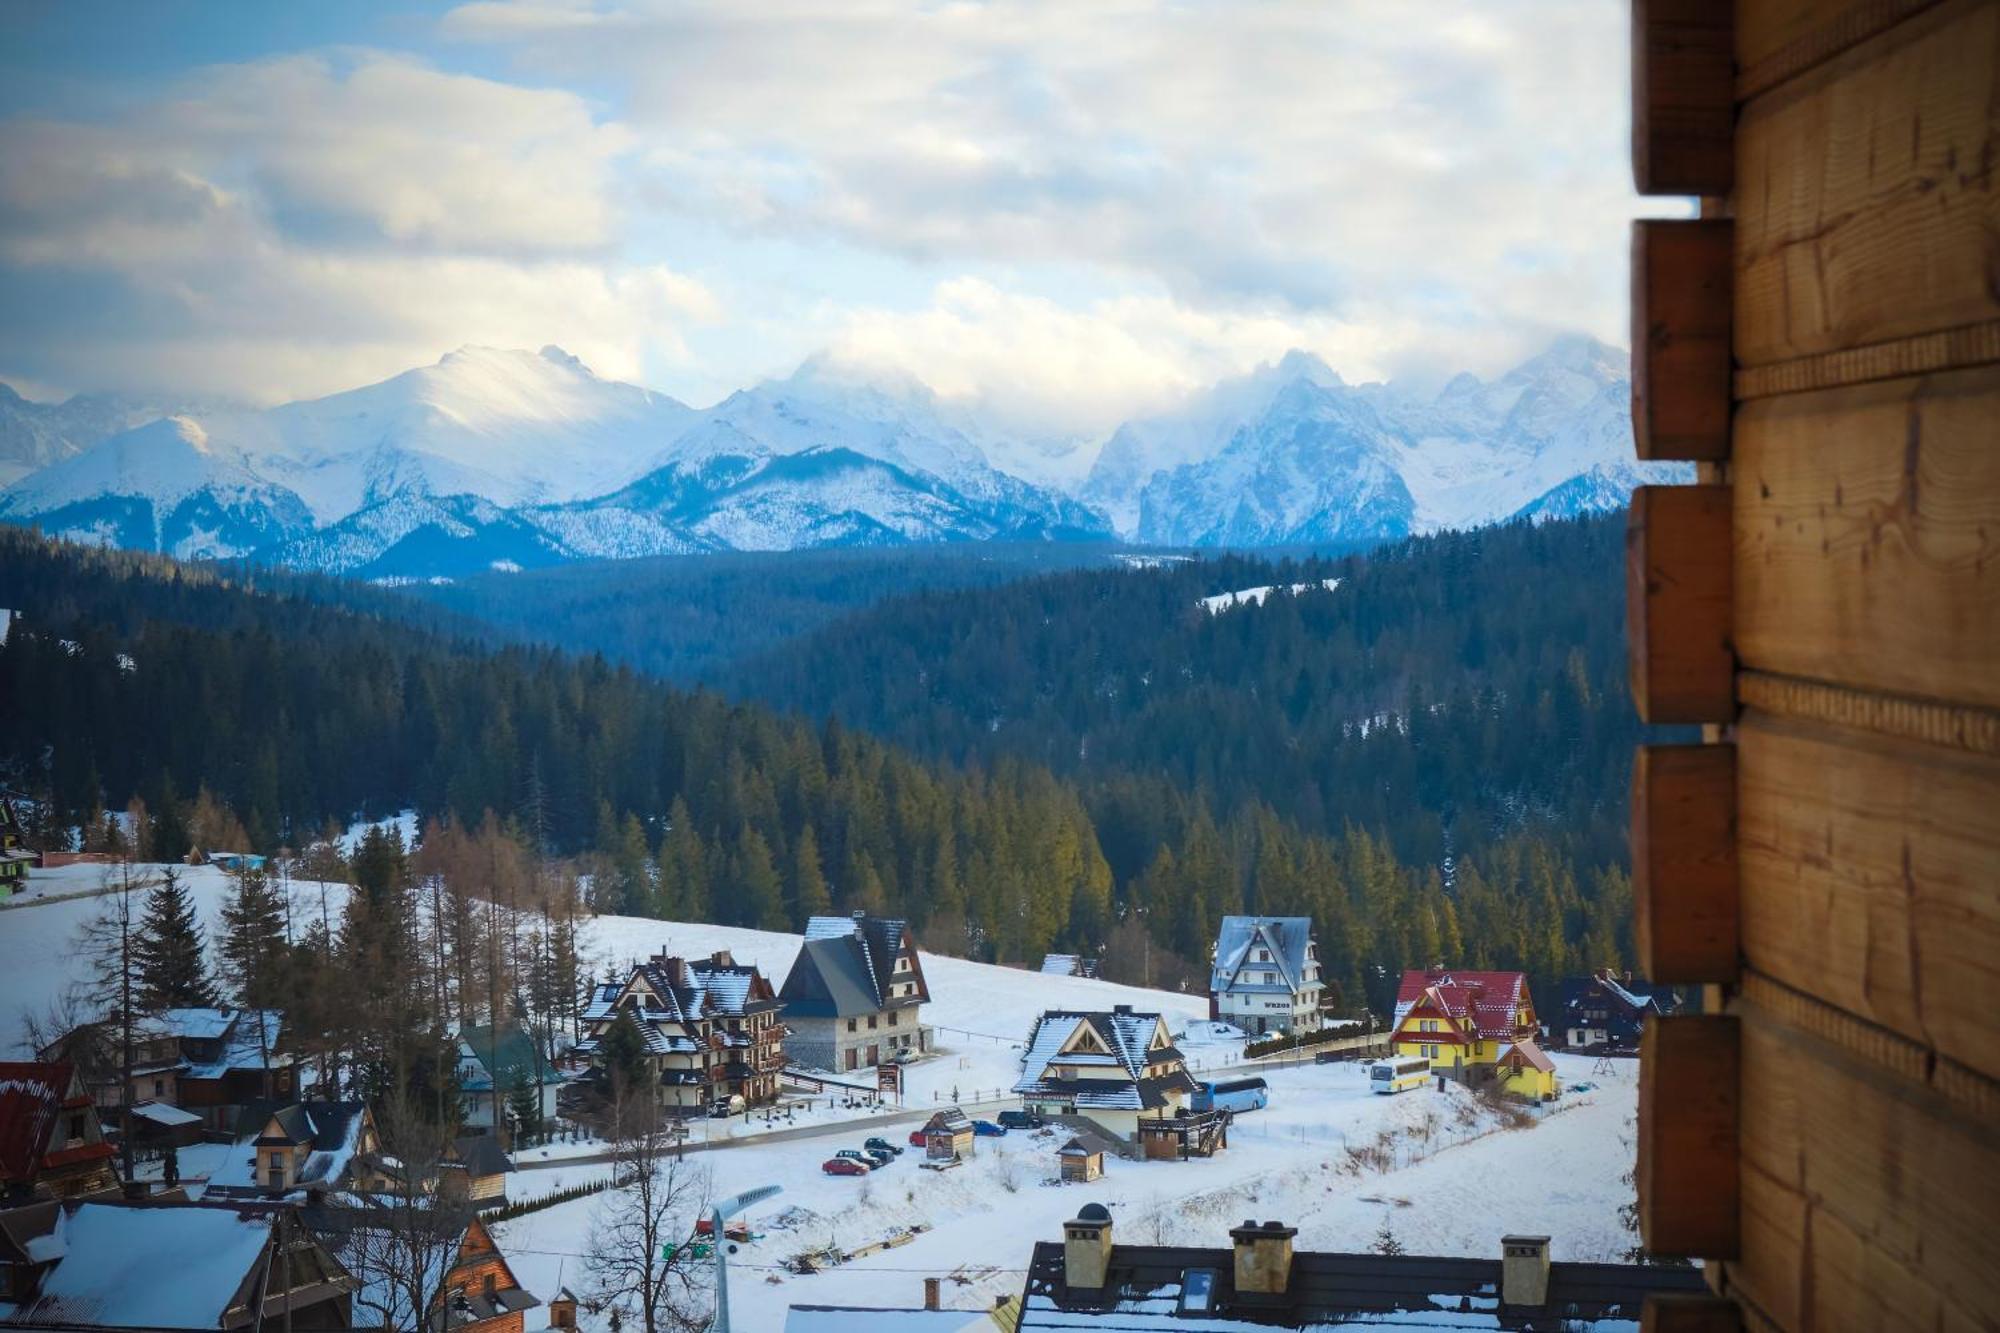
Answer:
[321,1211,540,1333]
[0,792,35,899]
[160,1007,293,1132]
[454,1023,564,1134]
[1011,1205,1705,1327]
[575,950,787,1112]
[1550,969,1673,1053]
[1039,954,1098,979]
[1013,1006,1199,1143]
[1208,916,1325,1036]
[203,1100,378,1201]
[1388,968,1547,1092]
[0,1200,357,1330]
[37,1014,187,1134]
[0,1063,119,1204]
[779,912,932,1072]
[443,1134,516,1205]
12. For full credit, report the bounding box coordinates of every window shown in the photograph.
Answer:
[67,1114,84,1142]
[846,1018,857,1033]
[888,1011,899,1027]
[153,1079,164,1096]
[867,1015,878,1030]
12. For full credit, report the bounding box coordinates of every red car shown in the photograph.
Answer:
[822,1157,870,1176]
[908,1129,927,1148]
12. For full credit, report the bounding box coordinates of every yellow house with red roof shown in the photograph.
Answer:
[1389,968,1559,1100]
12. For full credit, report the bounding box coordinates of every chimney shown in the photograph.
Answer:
[1500,1235,1551,1306]
[1113,1004,1132,1015]
[923,1277,941,1310]
[1064,1203,1114,1291]
[1230,1219,1296,1295]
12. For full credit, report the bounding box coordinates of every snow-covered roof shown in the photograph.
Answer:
[785,1307,996,1332]
[1014,1008,1177,1097]
[5,1203,279,1329]
[163,1008,292,1079]
[206,1101,370,1197]
[1498,1039,1557,1075]
[1210,917,1317,996]
[1392,971,1532,1041]
[129,1100,202,1128]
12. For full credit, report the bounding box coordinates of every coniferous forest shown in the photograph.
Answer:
[0,517,1658,1011]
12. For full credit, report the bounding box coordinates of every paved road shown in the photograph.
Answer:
[513,1095,1017,1171]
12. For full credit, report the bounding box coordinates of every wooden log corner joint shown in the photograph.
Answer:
[1632,219,1733,461]
[1633,743,1739,983]
[1631,0,1735,196]
[1627,484,1735,724]
[1638,1015,1741,1261]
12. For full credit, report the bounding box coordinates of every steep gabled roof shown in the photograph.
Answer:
[1211,917,1317,995]
[0,1063,107,1187]
[780,935,880,1018]
[1014,1008,1176,1096]
[1498,1037,1558,1075]
[208,1101,369,1196]
[1393,970,1533,1041]
[794,913,928,1013]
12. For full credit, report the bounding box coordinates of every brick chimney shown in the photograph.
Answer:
[1500,1235,1550,1306]
[1064,1203,1113,1291]
[1230,1219,1296,1295]
[922,1277,941,1309]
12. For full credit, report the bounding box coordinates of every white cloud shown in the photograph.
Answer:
[0,51,712,403]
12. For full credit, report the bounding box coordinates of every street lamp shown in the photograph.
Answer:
[709,1183,781,1333]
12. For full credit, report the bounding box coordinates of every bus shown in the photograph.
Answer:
[1368,1056,1431,1094]
[1191,1077,1269,1113]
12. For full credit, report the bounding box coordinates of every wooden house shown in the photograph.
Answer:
[1387,969,1538,1087]
[330,1212,540,1333]
[1551,969,1672,1052]
[1012,1006,1198,1142]
[443,1134,516,1205]
[0,1063,119,1203]
[1624,3,2000,1325]
[574,950,787,1112]
[922,1108,975,1162]
[204,1100,377,1200]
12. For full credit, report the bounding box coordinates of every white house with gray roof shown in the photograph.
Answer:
[778,912,931,1073]
[1208,917,1325,1036]
[1013,1005,1198,1142]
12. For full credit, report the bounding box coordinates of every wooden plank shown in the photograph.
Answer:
[1639,1015,1740,1258]
[1733,1000,2000,1325]
[1734,364,2000,710]
[1634,0,1736,194]
[1633,744,1740,982]
[1628,485,1736,723]
[1734,0,2000,366]
[1736,0,1944,97]
[1643,1294,1743,1332]
[1633,220,1734,460]
[1737,712,2000,1083]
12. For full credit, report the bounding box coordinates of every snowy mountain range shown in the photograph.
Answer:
[0,336,1676,577]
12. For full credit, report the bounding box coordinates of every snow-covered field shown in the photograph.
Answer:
[0,861,1641,1327]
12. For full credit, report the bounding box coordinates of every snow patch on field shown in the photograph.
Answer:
[1198,578,1341,614]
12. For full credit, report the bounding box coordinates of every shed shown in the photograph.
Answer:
[922,1108,974,1162]
[1057,1130,1114,1183]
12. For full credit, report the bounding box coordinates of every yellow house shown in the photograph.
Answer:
[1494,1037,1561,1102]
[1390,969,1545,1093]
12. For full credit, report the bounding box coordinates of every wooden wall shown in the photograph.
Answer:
[1628,1,2000,1329]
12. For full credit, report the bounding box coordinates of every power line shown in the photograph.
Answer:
[494,1242,1030,1274]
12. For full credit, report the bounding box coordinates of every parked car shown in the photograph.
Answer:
[909,1129,928,1147]
[859,1146,896,1168]
[822,1157,869,1176]
[834,1149,879,1170]
[864,1136,905,1157]
[996,1110,1044,1130]
[707,1093,746,1118]
[971,1119,1009,1137]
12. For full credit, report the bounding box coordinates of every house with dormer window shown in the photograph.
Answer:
[1208,917,1325,1036]
[779,912,932,1072]
[1014,1005,1198,1141]
[1389,968,1552,1096]
[574,950,786,1112]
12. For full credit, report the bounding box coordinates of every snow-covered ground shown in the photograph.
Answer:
[1197,578,1341,614]
[0,863,1640,1327]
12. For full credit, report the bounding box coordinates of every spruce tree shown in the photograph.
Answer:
[134,866,217,1009]
[597,1007,652,1102]
[792,825,831,925]
[217,866,288,1010]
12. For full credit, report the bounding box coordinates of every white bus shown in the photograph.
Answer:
[1368,1055,1431,1094]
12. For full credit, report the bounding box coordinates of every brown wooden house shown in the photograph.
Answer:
[1625,1,2000,1326]
[0,1063,118,1203]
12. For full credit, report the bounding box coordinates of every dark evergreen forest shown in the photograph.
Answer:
[0,521,1650,1010]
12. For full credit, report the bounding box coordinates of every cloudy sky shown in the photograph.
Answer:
[0,1,1684,436]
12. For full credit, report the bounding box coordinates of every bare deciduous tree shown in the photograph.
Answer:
[587,1092,712,1333]
[72,860,153,1179]
[327,1094,473,1333]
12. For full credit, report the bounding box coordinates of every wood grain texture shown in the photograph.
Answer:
[1735,316,2000,397]
[1733,365,2000,709]
[1635,0,1737,193]
[1732,998,2000,1327]
[1644,1293,1744,1332]
[1737,712,2000,1083]
[1629,485,1737,723]
[1634,743,1740,982]
[1634,220,1735,459]
[1736,0,1944,97]
[1639,1015,1742,1258]
[1738,670,2000,754]
[1734,0,2000,366]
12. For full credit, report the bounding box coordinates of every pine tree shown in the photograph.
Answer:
[217,866,288,1010]
[734,824,786,931]
[792,825,832,925]
[134,866,216,1009]
[597,1007,651,1102]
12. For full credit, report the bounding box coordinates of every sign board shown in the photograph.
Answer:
[876,1061,903,1099]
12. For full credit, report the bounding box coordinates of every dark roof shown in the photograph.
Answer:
[784,913,928,1017]
[0,1063,98,1187]
[451,1135,515,1178]
[1019,1238,1708,1329]
[1060,1131,1118,1159]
